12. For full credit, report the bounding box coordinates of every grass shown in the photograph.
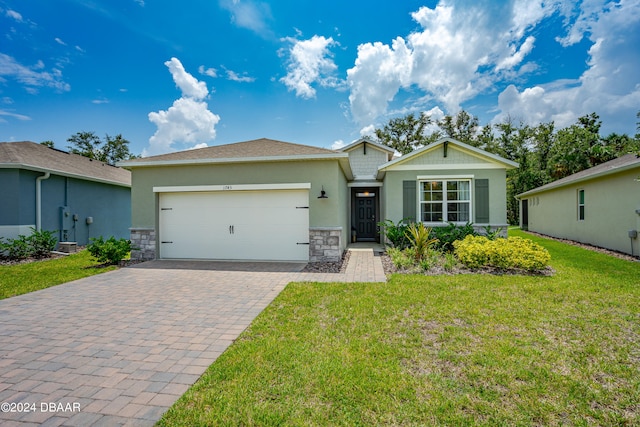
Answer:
[159,229,640,426]
[0,250,117,300]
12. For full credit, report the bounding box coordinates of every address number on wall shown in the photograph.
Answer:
[222,185,233,190]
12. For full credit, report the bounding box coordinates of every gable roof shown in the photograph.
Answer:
[376,137,518,178]
[119,137,353,179]
[339,138,396,156]
[0,141,131,187]
[517,153,640,198]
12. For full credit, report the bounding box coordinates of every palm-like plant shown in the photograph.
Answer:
[405,223,438,262]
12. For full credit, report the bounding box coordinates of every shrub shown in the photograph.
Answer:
[378,219,411,249]
[429,222,478,252]
[0,228,57,259]
[406,223,438,262]
[87,236,132,265]
[28,228,57,258]
[454,235,551,271]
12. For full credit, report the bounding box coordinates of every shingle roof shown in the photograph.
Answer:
[0,141,131,186]
[123,138,337,164]
[517,153,640,198]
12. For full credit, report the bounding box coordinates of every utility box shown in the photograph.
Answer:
[60,206,72,230]
[58,242,77,253]
[629,230,638,239]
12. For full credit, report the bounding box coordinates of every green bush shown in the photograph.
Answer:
[0,228,57,259]
[453,235,551,271]
[378,219,411,249]
[429,222,478,252]
[87,236,132,265]
[29,228,57,257]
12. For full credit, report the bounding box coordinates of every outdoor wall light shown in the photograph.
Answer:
[318,186,328,199]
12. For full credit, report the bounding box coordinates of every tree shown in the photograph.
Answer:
[437,110,480,146]
[40,140,55,148]
[67,131,137,165]
[374,112,438,154]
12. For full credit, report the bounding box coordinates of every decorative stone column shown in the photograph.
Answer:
[130,228,156,260]
[309,227,342,262]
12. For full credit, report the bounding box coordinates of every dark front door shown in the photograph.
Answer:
[355,192,377,241]
[521,199,529,230]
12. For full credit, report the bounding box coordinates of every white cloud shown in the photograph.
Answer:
[331,139,346,150]
[359,124,376,138]
[144,58,220,157]
[219,0,272,37]
[165,57,208,100]
[493,0,640,133]
[280,35,341,99]
[5,9,23,22]
[224,67,255,82]
[346,0,558,127]
[198,65,218,78]
[0,53,70,93]
[54,37,66,46]
[0,109,31,122]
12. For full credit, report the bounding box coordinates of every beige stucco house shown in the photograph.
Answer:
[119,137,517,262]
[516,153,640,257]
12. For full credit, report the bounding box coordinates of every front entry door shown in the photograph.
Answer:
[355,192,377,241]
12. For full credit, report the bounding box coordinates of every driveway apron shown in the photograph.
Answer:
[0,249,385,426]
[0,266,297,426]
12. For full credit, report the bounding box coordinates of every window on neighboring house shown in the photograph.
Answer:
[420,179,471,223]
[578,189,585,220]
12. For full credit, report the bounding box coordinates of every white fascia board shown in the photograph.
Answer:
[377,137,519,171]
[416,174,474,180]
[0,163,131,188]
[340,138,395,154]
[387,163,506,171]
[347,181,383,187]
[153,183,312,193]
[119,153,349,168]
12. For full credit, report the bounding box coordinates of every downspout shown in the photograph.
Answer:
[36,172,51,231]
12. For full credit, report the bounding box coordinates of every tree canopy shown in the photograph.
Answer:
[67,131,138,165]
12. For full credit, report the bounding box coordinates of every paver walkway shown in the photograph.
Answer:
[0,248,385,426]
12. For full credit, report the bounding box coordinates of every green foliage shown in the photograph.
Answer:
[454,235,551,271]
[373,112,440,154]
[378,219,411,249]
[0,228,57,259]
[405,223,438,262]
[87,236,132,265]
[28,228,58,257]
[429,222,478,252]
[67,131,138,165]
[483,225,503,240]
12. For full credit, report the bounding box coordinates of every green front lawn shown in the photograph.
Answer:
[159,229,640,426]
[0,250,117,300]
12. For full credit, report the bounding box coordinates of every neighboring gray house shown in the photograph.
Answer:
[0,141,131,246]
[517,153,640,257]
[120,137,517,262]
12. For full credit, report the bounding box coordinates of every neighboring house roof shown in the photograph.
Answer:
[0,141,131,187]
[376,137,519,179]
[517,153,640,199]
[119,137,354,179]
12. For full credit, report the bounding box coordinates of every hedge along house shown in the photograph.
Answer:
[0,141,131,246]
[516,153,640,257]
[120,137,517,262]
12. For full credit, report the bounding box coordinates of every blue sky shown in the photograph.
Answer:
[1,0,639,157]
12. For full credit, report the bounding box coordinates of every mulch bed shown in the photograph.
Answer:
[301,250,350,274]
[524,231,640,262]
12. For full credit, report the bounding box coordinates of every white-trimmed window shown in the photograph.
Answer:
[578,189,585,221]
[420,179,471,223]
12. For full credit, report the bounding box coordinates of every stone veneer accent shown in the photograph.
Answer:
[309,227,342,262]
[130,228,156,260]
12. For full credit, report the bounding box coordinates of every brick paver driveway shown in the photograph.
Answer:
[0,263,305,426]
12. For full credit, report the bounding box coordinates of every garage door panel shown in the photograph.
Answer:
[159,190,309,261]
